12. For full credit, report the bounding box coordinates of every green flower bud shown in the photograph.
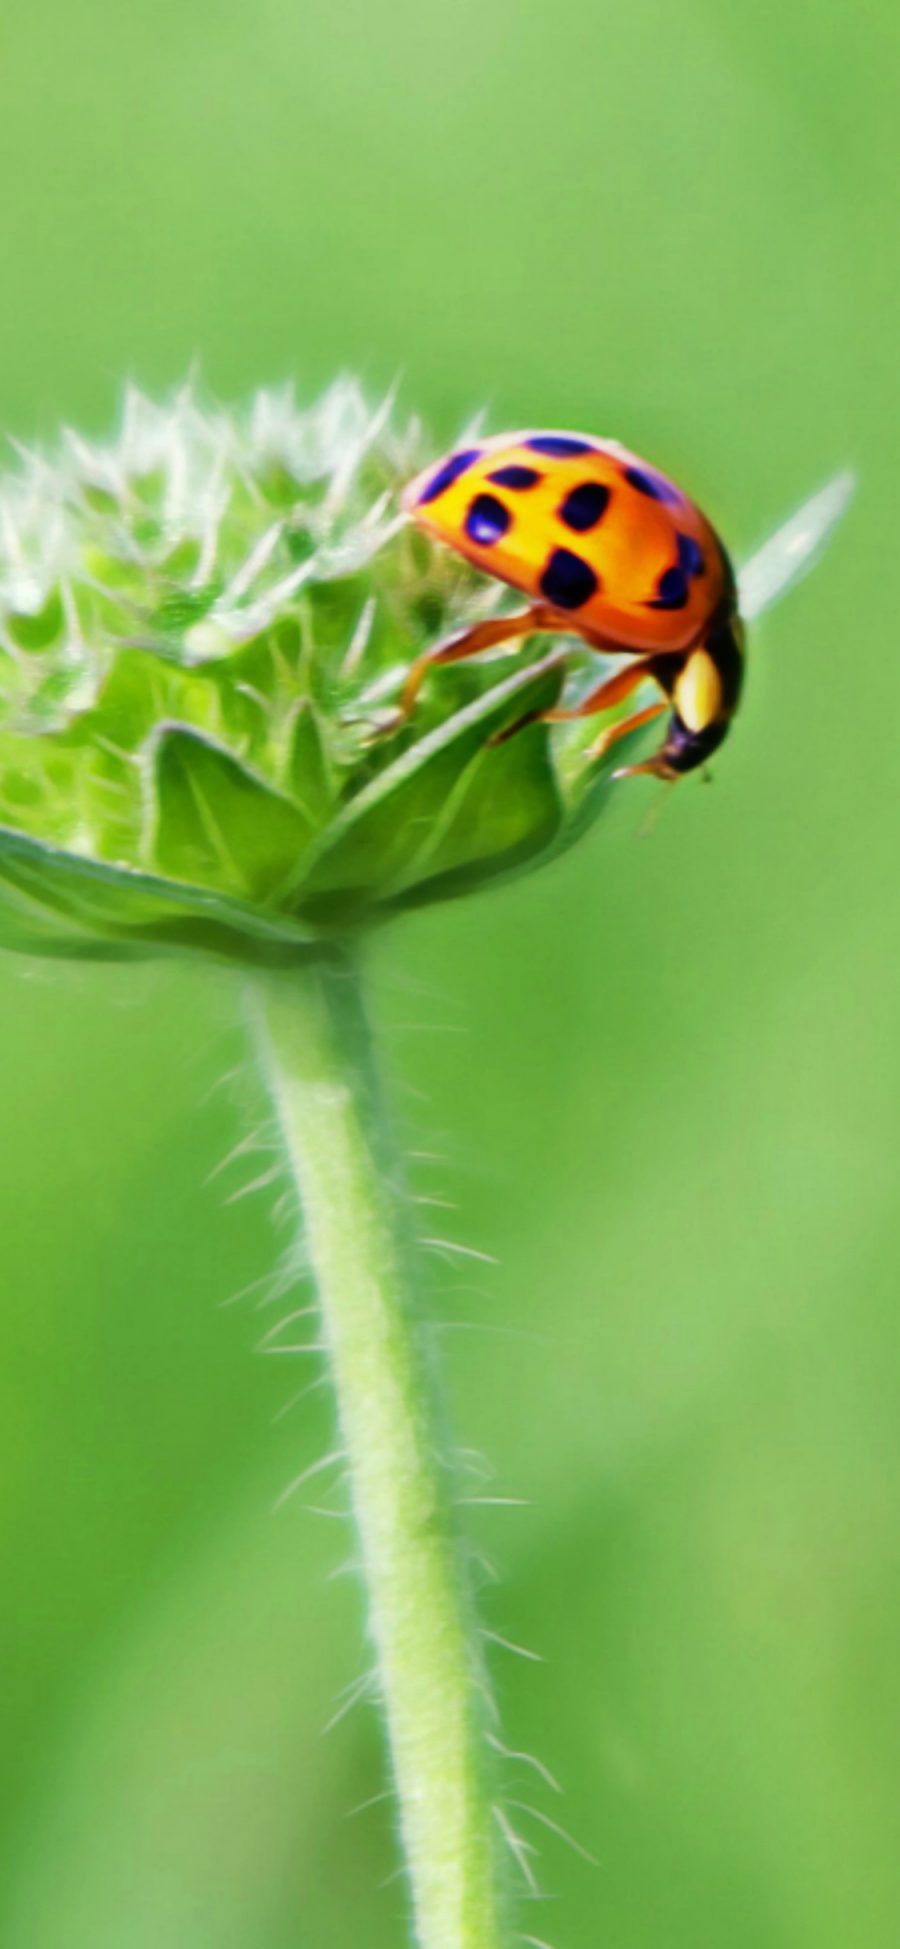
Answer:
[0,383,851,966]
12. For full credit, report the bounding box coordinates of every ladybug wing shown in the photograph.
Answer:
[405,433,730,655]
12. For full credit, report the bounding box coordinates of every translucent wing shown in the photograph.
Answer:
[737,469,855,622]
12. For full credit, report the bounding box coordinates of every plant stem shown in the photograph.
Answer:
[249,951,507,1949]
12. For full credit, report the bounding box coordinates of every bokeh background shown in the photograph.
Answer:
[0,3,897,1945]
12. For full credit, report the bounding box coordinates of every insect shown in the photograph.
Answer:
[397,431,744,779]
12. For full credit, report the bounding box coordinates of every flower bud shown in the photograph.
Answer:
[0,383,851,966]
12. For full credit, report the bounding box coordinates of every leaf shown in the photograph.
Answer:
[296,651,566,923]
[6,587,65,651]
[738,470,855,622]
[399,713,663,912]
[87,648,221,750]
[0,823,322,964]
[0,730,83,846]
[284,701,335,825]
[148,725,316,903]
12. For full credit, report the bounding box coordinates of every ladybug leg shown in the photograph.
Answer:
[542,654,661,721]
[386,606,552,729]
[491,651,665,746]
[562,658,676,765]
[586,700,667,762]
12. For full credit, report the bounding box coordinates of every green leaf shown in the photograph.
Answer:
[284,700,335,824]
[297,651,565,923]
[0,823,322,964]
[7,588,65,652]
[148,724,316,902]
[87,648,220,750]
[152,581,223,638]
[0,731,83,845]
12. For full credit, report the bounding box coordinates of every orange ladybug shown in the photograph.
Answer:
[398,431,744,779]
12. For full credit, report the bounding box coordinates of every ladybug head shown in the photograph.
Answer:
[615,619,744,782]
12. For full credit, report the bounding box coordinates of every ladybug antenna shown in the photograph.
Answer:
[635,781,678,839]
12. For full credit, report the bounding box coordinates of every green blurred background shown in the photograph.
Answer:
[0,2,897,1944]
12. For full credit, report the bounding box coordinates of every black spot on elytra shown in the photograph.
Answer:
[677,532,705,577]
[417,448,481,504]
[539,547,599,610]
[527,435,595,457]
[624,464,679,505]
[464,493,511,546]
[559,481,611,533]
[647,564,689,609]
[487,464,542,490]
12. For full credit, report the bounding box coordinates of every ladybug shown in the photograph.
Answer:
[397,431,744,779]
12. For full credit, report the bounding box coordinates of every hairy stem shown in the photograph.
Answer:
[249,952,507,1949]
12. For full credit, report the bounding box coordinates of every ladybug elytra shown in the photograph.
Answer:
[398,431,744,779]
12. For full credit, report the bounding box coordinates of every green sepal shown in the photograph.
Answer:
[147,724,318,904]
[297,652,566,923]
[0,384,852,966]
[284,700,335,824]
[0,823,323,964]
